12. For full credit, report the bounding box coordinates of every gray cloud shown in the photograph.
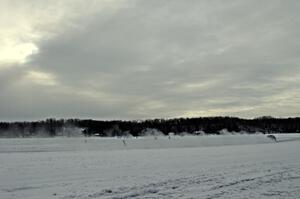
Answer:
[1,0,300,120]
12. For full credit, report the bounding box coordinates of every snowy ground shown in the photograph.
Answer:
[1,134,300,199]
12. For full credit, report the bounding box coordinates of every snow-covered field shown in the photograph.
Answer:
[1,134,300,199]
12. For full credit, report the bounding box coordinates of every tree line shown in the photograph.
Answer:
[0,116,299,137]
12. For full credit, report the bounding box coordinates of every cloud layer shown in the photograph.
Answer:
[1,0,300,121]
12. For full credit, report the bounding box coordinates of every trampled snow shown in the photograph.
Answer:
[0,134,300,198]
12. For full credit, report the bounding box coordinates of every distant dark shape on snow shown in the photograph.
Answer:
[267,135,277,142]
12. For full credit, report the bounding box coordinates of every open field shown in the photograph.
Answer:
[1,134,300,199]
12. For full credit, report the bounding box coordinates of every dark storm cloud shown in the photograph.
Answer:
[1,0,300,120]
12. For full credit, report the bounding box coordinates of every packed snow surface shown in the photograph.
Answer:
[1,134,300,199]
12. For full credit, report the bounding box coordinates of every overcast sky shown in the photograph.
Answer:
[1,0,300,121]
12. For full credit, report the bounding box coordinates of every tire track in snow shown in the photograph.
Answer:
[61,164,300,199]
